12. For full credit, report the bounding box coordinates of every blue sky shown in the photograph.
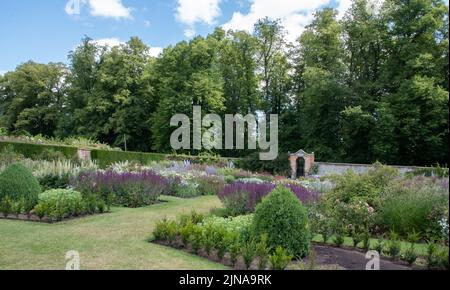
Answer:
[0,0,360,74]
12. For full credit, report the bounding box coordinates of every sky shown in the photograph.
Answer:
[0,0,358,74]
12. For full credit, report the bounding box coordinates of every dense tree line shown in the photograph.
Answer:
[0,0,448,166]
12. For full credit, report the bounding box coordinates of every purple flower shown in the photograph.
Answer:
[205,166,217,176]
[71,170,169,207]
[218,181,319,213]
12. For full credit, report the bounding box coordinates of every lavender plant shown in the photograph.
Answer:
[218,181,319,216]
[72,170,168,207]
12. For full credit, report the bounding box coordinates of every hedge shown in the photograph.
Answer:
[1,141,239,168]
[91,149,167,168]
[0,141,77,159]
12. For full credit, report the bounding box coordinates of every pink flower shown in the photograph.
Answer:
[368,207,375,214]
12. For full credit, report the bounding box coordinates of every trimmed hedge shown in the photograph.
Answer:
[1,141,241,168]
[0,141,77,159]
[91,149,167,168]
[236,152,290,176]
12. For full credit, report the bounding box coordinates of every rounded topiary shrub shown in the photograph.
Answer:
[0,163,41,209]
[252,185,310,258]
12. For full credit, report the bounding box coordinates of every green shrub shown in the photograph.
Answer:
[0,196,13,216]
[425,241,448,270]
[0,141,77,160]
[174,181,200,198]
[242,240,257,269]
[228,234,241,267]
[33,189,84,221]
[252,186,310,258]
[201,214,253,241]
[404,246,418,266]
[152,219,178,243]
[328,163,399,206]
[329,198,375,245]
[402,230,420,265]
[189,225,203,254]
[180,221,195,246]
[376,179,448,239]
[256,234,270,270]
[374,237,385,255]
[201,224,215,255]
[334,234,345,247]
[0,163,41,212]
[269,246,292,270]
[211,226,228,260]
[386,231,401,259]
[224,175,236,184]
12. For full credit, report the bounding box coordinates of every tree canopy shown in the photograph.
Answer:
[0,0,448,166]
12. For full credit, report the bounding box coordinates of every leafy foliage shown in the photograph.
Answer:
[0,0,447,166]
[252,186,311,257]
[0,163,41,212]
[33,189,84,221]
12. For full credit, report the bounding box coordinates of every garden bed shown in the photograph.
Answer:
[152,240,415,270]
[0,212,110,223]
[307,244,414,270]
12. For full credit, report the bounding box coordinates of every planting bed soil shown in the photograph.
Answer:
[152,239,415,270]
[304,244,413,270]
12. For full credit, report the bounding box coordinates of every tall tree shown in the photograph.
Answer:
[151,35,225,152]
[60,37,101,138]
[372,0,449,165]
[218,29,259,114]
[339,0,388,163]
[0,61,67,136]
[254,18,289,114]
[296,8,348,161]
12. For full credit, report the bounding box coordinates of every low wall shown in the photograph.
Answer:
[315,162,428,176]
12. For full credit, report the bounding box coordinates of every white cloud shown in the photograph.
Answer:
[65,0,132,19]
[148,47,163,57]
[184,29,197,38]
[94,37,124,47]
[90,39,163,57]
[336,0,352,19]
[88,0,132,19]
[176,0,222,25]
[176,0,222,38]
[222,0,355,43]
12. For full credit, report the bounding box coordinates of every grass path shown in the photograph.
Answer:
[0,195,229,270]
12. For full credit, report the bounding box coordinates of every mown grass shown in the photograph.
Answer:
[0,195,229,270]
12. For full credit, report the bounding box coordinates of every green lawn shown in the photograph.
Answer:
[0,195,229,270]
